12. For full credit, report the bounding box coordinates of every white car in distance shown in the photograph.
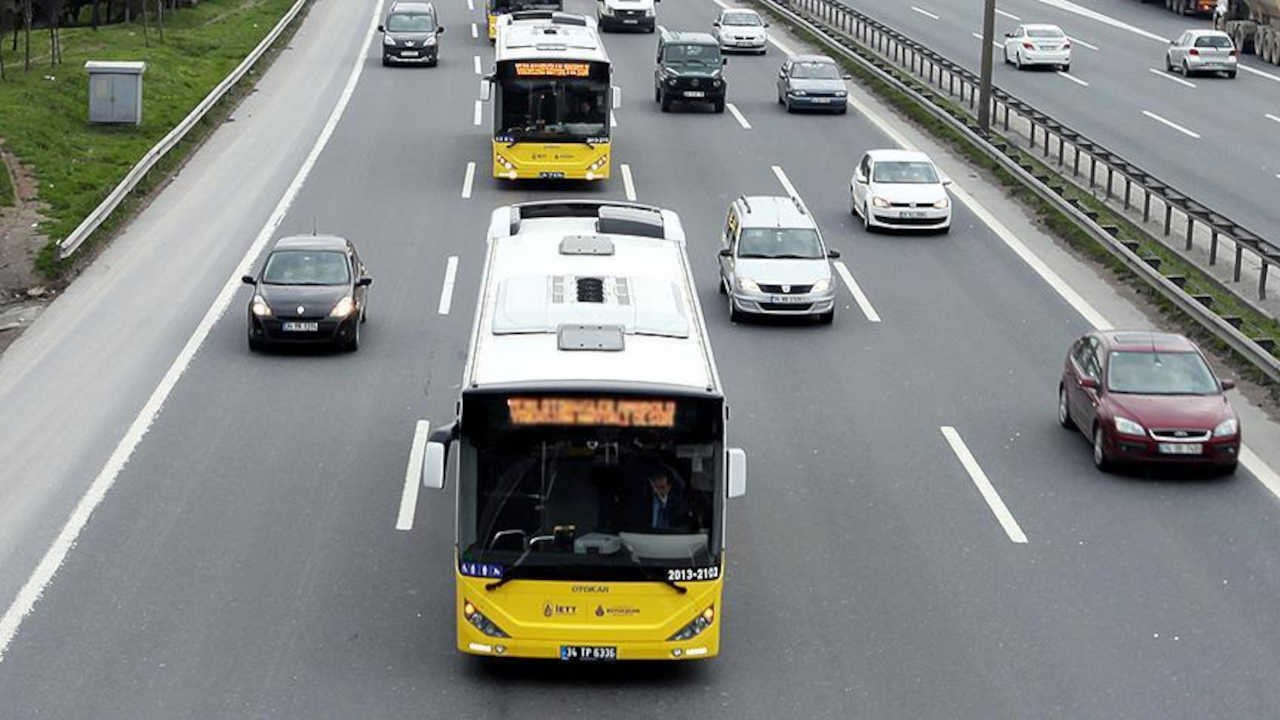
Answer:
[1003,23,1071,72]
[850,150,952,234]
[713,8,769,54]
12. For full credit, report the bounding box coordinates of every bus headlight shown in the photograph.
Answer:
[495,154,516,171]
[252,295,272,317]
[587,154,609,172]
[463,600,510,638]
[667,606,714,642]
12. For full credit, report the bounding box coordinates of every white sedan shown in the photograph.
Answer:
[713,8,768,54]
[850,149,952,233]
[1003,23,1071,72]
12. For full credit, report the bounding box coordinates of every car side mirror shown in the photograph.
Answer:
[1170,39,1177,45]
[722,57,728,65]
[712,20,720,26]
[1079,376,1099,390]
[437,26,445,34]
[377,24,385,32]
[1221,378,1236,391]
[241,275,256,285]
[778,68,785,78]
[764,22,770,27]
[827,249,841,258]
[842,73,852,80]
[357,276,373,287]
[718,248,733,257]
[727,448,747,499]
[941,177,953,186]
[854,172,866,183]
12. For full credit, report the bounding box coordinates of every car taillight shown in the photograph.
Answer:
[1229,49,1238,56]
[1022,42,1033,50]
[1188,48,1200,56]
[1062,41,1071,49]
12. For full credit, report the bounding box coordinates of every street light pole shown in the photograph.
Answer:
[978,0,997,132]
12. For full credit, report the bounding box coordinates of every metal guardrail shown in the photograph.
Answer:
[57,0,311,259]
[750,0,1280,382]
[775,0,1280,308]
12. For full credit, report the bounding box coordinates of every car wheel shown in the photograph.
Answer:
[713,99,726,113]
[655,85,661,102]
[343,322,360,352]
[1216,461,1239,477]
[381,54,391,67]
[784,98,793,113]
[718,275,727,295]
[1061,63,1070,72]
[850,192,859,217]
[1002,46,1009,65]
[759,47,767,55]
[1182,60,1192,77]
[1165,53,1174,72]
[1057,385,1076,429]
[248,335,264,352]
[777,88,784,105]
[361,305,368,324]
[428,57,438,68]
[728,294,743,323]
[1092,425,1112,472]
[836,104,848,115]
[1014,51,1023,70]
[1227,70,1237,78]
[936,223,950,235]
[660,93,672,112]
[817,310,834,325]
[862,201,872,232]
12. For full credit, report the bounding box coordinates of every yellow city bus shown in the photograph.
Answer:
[421,201,749,661]
[486,0,562,41]
[485,14,616,181]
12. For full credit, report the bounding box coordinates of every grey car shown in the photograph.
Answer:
[776,54,849,113]
[379,1,445,67]
[718,195,839,324]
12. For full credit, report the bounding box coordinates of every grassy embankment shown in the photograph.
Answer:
[0,0,301,276]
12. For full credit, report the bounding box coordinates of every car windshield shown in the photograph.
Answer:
[1194,35,1233,48]
[1106,351,1220,395]
[385,11,435,32]
[791,61,840,79]
[261,250,350,285]
[872,160,939,184]
[738,228,824,259]
[722,12,761,26]
[664,44,721,67]
[1027,27,1064,38]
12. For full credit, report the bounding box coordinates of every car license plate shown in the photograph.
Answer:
[1158,443,1203,455]
[900,211,926,218]
[812,97,830,103]
[282,322,318,332]
[538,171,565,179]
[561,645,617,662]
[684,90,705,98]
[401,50,419,57]
[623,18,637,23]
[769,295,809,304]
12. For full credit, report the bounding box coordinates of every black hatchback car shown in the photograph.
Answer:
[379,0,445,67]
[242,235,372,352]
[655,29,727,113]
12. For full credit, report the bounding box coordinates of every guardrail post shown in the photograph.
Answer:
[1143,190,1151,223]
[1259,258,1269,298]
[1003,104,1010,131]
[1029,121,1036,148]
[1089,156,1097,189]
[1185,218,1195,252]
[1105,167,1113,199]
[1235,244,1244,282]
[1209,229,1219,265]
[1123,178,1131,211]
[1057,137,1065,166]
[1163,204,1172,236]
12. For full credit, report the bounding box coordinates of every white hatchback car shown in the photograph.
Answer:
[1003,23,1071,72]
[713,8,768,54]
[1166,29,1237,78]
[850,150,952,233]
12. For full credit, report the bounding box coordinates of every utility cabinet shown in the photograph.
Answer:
[85,61,146,125]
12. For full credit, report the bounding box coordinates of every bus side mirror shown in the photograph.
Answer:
[480,77,492,102]
[727,448,747,498]
[612,86,622,110]
[422,422,457,490]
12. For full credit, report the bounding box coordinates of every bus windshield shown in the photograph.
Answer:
[490,0,561,13]
[497,78,609,142]
[458,394,723,583]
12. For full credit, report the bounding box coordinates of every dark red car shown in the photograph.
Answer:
[1058,331,1239,473]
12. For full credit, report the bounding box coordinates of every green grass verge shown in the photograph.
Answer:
[0,0,301,277]
[763,4,1280,390]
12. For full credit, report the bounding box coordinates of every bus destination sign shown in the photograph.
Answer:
[514,61,591,77]
[507,397,676,427]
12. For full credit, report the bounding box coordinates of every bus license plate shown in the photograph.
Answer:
[561,645,617,662]
[684,91,705,98]
[282,322,319,332]
[539,171,565,179]
[1158,443,1202,455]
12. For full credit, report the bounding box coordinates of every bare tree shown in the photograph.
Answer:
[22,0,30,71]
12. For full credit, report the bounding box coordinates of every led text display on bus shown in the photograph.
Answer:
[507,397,676,427]
[514,61,591,77]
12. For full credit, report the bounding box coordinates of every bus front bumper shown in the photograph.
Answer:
[492,151,611,181]
[459,631,720,661]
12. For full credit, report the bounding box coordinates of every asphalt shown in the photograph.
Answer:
[1,0,1280,717]
[838,0,1280,243]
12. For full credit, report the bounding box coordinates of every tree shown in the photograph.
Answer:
[22,0,30,72]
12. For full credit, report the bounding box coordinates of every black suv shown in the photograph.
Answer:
[654,29,727,113]
[379,1,445,67]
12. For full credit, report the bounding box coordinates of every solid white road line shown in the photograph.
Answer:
[473,100,482,126]
[940,426,1028,544]
[471,22,478,38]
[726,102,752,129]
[438,256,459,315]
[1067,35,1098,50]
[621,163,637,202]
[461,161,476,199]
[467,0,474,10]
[1266,113,1280,124]
[1149,67,1196,88]
[770,164,800,198]
[474,55,481,75]
[1242,447,1280,499]
[1241,64,1280,83]
[0,0,391,666]
[1142,110,1200,139]
[1031,0,1168,43]
[396,421,430,531]
[911,5,939,20]
[834,261,882,323]
[996,8,1020,20]
[1056,71,1089,87]
[972,32,1002,49]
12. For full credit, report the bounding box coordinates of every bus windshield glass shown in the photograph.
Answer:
[489,0,561,13]
[458,393,723,583]
[496,62,609,142]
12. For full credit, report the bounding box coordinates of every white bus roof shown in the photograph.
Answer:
[465,202,721,396]
[495,15,610,64]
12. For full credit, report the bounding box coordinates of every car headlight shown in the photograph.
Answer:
[810,278,830,294]
[871,196,890,208]
[329,296,356,318]
[834,90,847,97]
[1213,417,1239,438]
[666,77,678,86]
[712,79,722,88]
[933,196,950,209]
[463,600,510,638]
[789,89,807,96]
[738,278,760,293]
[1114,416,1145,436]
[425,35,437,45]
[600,3,613,14]
[645,6,654,16]
[667,606,715,642]
[383,35,396,46]
[252,295,272,317]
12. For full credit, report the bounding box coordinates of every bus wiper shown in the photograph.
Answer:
[652,570,688,595]
[618,545,687,594]
[485,544,536,592]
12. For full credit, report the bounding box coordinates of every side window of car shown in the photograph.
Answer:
[1084,339,1102,380]
[862,156,872,180]
[725,209,738,248]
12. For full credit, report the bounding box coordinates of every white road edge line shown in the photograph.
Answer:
[996,8,1020,20]
[438,256,460,315]
[467,0,474,10]
[1056,71,1089,87]
[726,102,752,130]
[770,164,800,198]
[1240,63,1280,83]
[461,161,476,199]
[0,0,391,666]
[842,63,1280,499]
[911,5,939,20]
[1142,109,1200,139]
[473,100,482,126]
[471,22,478,39]
[940,427,1028,544]
[1266,113,1280,124]
[1149,67,1196,88]
[473,55,481,75]
[834,261,882,323]
[971,32,1002,49]
[1067,35,1098,51]
[396,421,431,531]
[621,163,637,202]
